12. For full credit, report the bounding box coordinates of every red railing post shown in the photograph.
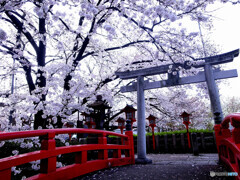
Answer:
[231,118,240,144]
[40,132,57,174]
[125,120,135,164]
[0,167,11,180]
[214,118,231,152]
[214,124,222,152]
[75,151,87,164]
[113,149,121,158]
[221,117,231,139]
[98,133,108,160]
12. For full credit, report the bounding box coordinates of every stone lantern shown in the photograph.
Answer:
[88,95,111,130]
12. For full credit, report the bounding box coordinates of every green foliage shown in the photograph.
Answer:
[145,129,214,136]
[223,96,240,116]
[108,135,118,138]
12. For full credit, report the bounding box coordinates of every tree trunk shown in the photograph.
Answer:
[34,16,47,129]
[34,110,47,129]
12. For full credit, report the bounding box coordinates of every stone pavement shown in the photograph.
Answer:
[76,154,233,180]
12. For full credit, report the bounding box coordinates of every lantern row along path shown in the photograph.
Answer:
[75,154,232,180]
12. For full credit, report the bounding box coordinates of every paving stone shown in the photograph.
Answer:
[74,154,233,180]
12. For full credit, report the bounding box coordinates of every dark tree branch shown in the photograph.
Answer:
[5,12,39,53]
[1,44,35,93]
[81,39,151,60]
[64,16,97,90]
[105,111,123,124]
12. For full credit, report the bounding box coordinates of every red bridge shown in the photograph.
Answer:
[1,113,240,179]
[215,113,240,179]
[0,128,134,179]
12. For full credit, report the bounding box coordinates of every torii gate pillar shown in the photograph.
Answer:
[136,76,152,164]
[204,64,223,124]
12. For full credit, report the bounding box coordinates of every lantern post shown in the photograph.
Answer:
[63,122,74,140]
[116,117,126,134]
[81,112,96,129]
[180,111,191,148]
[121,105,136,128]
[147,115,156,151]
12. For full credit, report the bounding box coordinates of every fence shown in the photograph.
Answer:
[132,132,217,154]
[0,128,135,180]
[215,113,240,180]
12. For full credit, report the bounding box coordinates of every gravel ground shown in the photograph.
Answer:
[74,154,234,180]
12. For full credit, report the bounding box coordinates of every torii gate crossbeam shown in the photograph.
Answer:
[115,49,239,164]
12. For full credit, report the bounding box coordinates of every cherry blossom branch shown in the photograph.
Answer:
[5,12,39,54]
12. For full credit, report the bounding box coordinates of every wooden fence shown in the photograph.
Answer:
[133,132,217,154]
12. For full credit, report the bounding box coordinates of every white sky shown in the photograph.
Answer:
[209,3,240,99]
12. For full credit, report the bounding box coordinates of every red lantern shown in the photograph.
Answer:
[81,112,96,129]
[180,111,191,148]
[121,105,136,127]
[63,122,74,141]
[116,117,126,134]
[147,115,157,151]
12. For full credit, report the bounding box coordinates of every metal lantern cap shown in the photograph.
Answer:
[147,114,156,127]
[116,117,126,123]
[81,112,90,117]
[147,114,156,121]
[180,111,191,118]
[121,104,137,112]
[88,95,111,110]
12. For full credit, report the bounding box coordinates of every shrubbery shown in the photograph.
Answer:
[142,129,214,137]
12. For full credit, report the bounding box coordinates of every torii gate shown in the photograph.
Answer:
[115,49,239,164]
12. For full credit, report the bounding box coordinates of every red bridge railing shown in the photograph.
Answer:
[214,113,240,179]
[0,128,135,179]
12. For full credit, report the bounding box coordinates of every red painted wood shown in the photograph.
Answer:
[0,128,135,179]
[187,132,191,148]
[0,168,11,179]
[98,134,108,160]
[125,131,135,164]
[215,113,240,180]
[0,128,127,141]
[28,157,132,180]
[152,129,155,151]
[185,124,191,148]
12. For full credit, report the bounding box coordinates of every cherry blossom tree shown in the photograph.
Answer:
[223,96,240,116]
[0,0,224,130]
